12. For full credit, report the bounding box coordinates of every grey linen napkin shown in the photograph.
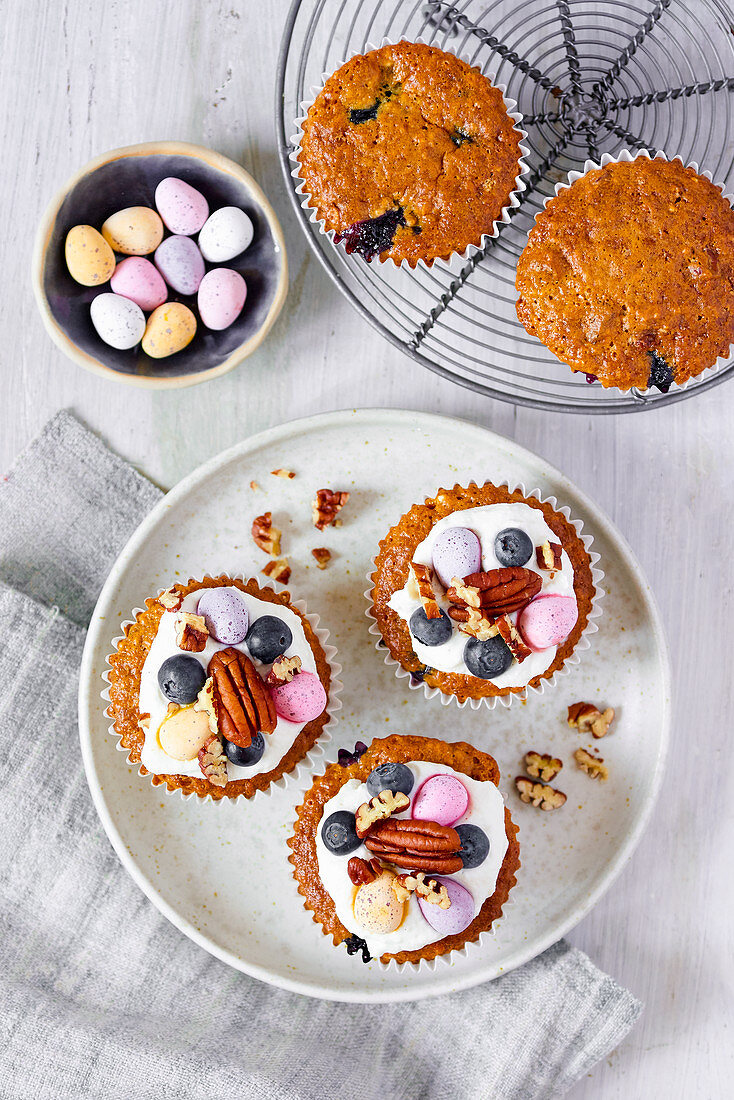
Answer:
[0,411,641,1100]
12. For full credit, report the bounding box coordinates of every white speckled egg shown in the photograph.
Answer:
[154,235,205,295]
[155,177,209,235]
[353,872,404,935]
[197,268,247,331]
[198,206,254,262]
[90,293,145,349]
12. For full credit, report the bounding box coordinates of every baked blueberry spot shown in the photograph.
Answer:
[349,100,381,124]
[366,762,414,798]
[451,128,474,147]
[410,664,434,685]
[409,606,453,646]
[337,741,368,767]
[336,206,406,261]
[345,934,372,963]
[585,373,597,384]
[647,351,675,393]
[464,635,514,679]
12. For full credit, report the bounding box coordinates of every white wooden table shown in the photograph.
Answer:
[2,2,732,1095]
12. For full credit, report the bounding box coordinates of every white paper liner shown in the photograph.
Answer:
[101,573,343,804]
[365,481,605,710]
[527,147,734,396]
[289,37,530,274]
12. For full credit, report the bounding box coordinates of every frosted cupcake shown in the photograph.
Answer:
[289,735,520,964]
[370,482,597,704]
[106,575,335,799]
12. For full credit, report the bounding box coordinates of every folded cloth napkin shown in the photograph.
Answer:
[0,411,641,1100]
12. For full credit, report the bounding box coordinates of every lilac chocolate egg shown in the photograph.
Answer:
[412,773,469,826]
[196,588,249,644]
[111,257,168,311]
[155,177,209,236]
[154,235,205,295]
[197,268,247,331]
[431,527,482,588]
[270,671,326,723]
[518,594,578,651]
[418,878,474,936]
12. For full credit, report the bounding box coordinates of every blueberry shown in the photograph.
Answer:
[494,527,533,567]
[647,350,674,393]
[336,206,406,261]
[366,763,414,798]
[245,615,293,663]
[157,654,206,704]
[349,100,380,124]
[410,665,434,685]
[224,732,264,767]
[451,127,473,146]
[456,823,490,868]
[321,810,361,856]
[464,635,514,679]
[409,607,453,646]
[345,934,372,963]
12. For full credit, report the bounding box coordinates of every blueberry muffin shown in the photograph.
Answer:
[516,156,734,391]
[297,41,524,266]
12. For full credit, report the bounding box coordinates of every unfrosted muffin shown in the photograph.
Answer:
[370,482,596,704]
[297,40,524,266]
[516,155,734,391]
[106,574,333,799]
[289,735,520,964]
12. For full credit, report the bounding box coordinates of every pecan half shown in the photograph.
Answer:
[536,541,562,571]
[311,547,331,569]
[410,562,441,619]
[575,747,609,781]
[392,872,451,909]
[355,789,410,838]
[261,557,291,585]
[208,647,276,748]
[175,612,209,652]
[364,818,463,874]
[568,702,615,739]
[312,489,350,531]
[447,567,542,616]
[347,857,382,886]
[515,777,567,810]
[198,734,228,787]
[524,751,563,783]
[252,512,282,556]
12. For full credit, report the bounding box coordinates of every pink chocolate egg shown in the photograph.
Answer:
[431,526,482,588]
[154,177,209,235]
[518,594,578,651]
[154,235,205,296]
[412,773,469,826]
[110,256,168,311]
[270,671,326,723]
[418,877,474,936]
[197,268,247,331]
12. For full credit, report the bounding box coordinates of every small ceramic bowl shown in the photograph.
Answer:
[32,141,288,388]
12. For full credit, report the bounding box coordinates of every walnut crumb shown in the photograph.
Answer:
[311,547,331,569]
[261,557,291,585]
[574,748,608,781]
[524,751,563,783]
[252,512,282,556]
[271,468,296,479]
[568,702,615,738]
[515,776,567,810]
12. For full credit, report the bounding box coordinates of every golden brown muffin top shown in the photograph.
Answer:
[298,41,523,266]
[516,157,734,391]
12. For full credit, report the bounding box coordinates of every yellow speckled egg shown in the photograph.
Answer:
[142,302,197,358]
[353,872,405,935]
[157,704,211,761]
[65,225,115,286]
[101,206,164,255]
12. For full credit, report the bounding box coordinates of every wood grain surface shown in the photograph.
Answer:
[1,2,732,1096]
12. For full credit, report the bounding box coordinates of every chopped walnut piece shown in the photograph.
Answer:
[261,557,291,585]
[249,480,261,491]
[312,489,350,531]
[495,614,532,662]
[138,713,151,731]
[524,751,563,783]
[355,789,410,838]
[449,576,481,608]
[410,562,441,620]
[252,512,282,556]
[158,586,183,611]
[311,547,331,569]
[174,612,209,653]
[198,734,228,787]
[392,872,451,909]
[271,468,296,479]
[193,678,218,735]
[347,857,382,886]
[567,702,615,739]
[574,747,609,781]
[455,607,499,640]
[266,655,302,687]
[515,776,567,810]
[536,540,562,571]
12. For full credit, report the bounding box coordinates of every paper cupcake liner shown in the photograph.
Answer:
[532,147,734,396]
[289,37,530,274]
[101,573,343,805]
[365,481,605,710]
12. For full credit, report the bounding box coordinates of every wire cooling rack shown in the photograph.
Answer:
[276,0,734,412]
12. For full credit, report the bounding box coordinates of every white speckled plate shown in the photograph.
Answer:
[78,409,670,1002]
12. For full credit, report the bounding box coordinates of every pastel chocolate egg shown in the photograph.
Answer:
[90,293,145,350]
[412,773,469,826]
[270,671,326,723]
[418,878,474,936]
[154,235,205,295]
[518,594,578,651]
[196,588,249,644]
[198,206,254,262]
[110,256,168,311]
[142,302,197,358]
[353,872,404,935]
[158,703,212,761]
[101,206,164,255]
[197,268,247,331]
[65,225,115,286]
[155,177,209,235]
[431,527,482,589]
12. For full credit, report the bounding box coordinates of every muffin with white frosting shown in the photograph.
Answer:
[289,735,520,964]
[106,574,334,799]
[370,482,597,704]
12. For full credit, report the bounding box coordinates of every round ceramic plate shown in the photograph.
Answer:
[78,409,670,1002]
